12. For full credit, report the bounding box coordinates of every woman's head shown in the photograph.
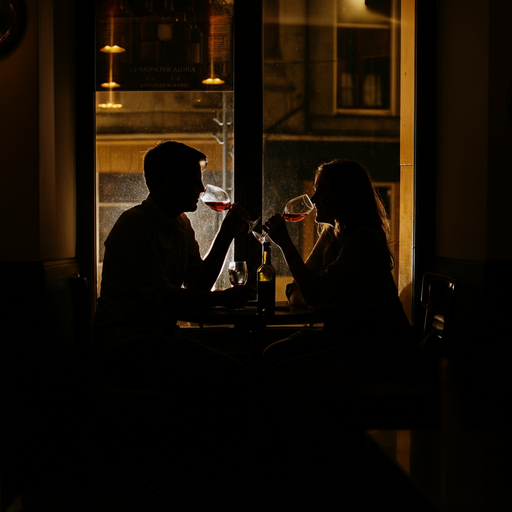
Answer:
[311,159,390,241]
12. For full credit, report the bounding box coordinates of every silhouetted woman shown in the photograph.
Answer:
[263,158,415,382]
[260,160,417,487]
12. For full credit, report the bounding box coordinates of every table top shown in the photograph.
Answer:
[176,300,326,327]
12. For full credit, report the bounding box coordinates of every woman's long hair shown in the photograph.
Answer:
[316,159,394,269]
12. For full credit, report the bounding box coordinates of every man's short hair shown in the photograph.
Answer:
[143,141,207,193]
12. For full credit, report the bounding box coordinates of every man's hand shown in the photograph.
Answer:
[221,202,250,238]
[216,285,255,309]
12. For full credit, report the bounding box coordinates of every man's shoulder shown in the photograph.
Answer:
[176,213,193,228]
[107,204,156,240]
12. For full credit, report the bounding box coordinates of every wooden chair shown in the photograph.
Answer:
[68,273,165,400]
[355,272,457,429]
[68,273,168,467]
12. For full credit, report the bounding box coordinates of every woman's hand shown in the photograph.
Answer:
[262,213,293,249]
[288,287,307,307]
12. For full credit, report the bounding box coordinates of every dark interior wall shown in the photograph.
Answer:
[0,2,83,505]
[433,0,512,418]
[409,1,512,509]
[0,0,40,260]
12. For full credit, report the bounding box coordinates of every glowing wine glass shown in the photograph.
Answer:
[201,184,231,211]
[201,184,260,232]
[253,194,315,244]
[228,261,248,287]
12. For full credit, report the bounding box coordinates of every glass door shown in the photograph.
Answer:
[262,0,401,300]
[95,0,236,294]
[93,0,406,308]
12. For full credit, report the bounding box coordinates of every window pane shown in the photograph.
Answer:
[263,0,400,300]
[337,28,391,109]
[95,1,235,295]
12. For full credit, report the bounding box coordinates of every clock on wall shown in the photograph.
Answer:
[0,0,26,58]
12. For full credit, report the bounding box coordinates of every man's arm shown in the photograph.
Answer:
[112,211,253,311]
[192,202,249,291]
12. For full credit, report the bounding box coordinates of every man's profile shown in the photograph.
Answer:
[93,141,254,485]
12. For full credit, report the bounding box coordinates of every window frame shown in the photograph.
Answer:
[77,0,420,327]
[335,0,400,116]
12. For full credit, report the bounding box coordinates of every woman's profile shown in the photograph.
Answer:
[260,158,417,483]
[263,158,415,381]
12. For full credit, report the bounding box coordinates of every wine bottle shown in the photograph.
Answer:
[188,10,204,64]
[140,0,160,64]
[206,0,232,83]
[257,242,276,314]
[157,0,178,63]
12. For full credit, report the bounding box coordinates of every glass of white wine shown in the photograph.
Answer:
[228,261,248,287]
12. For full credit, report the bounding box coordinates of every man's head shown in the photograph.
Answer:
[143,141,207,215]
[144,141,207,192]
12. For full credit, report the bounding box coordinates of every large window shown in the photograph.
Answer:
[95,0,236,292]
[95,0,402,302]
[336,0,399,113]
[262,0,401,298]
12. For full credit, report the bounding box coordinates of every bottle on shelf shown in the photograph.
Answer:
[195,0,211,64]
[205,0,232,84]
[187,9,204,64]
[139,0,161,64]
[257,241,276,314]
[156,0,179,63]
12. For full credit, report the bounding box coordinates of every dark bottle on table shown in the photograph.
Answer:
[257,241,276,314]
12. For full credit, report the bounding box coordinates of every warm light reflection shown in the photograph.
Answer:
[98,15,124,103]
[98,103,123,109]
[202,77,225,85]
[100,45,126,54]
[101,81,121,88]
[202,57,225,86]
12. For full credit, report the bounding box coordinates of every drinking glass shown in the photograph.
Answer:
[228,261,248,287]
[253,194,315,244]
[201,184,260,232]
[283,194,314,222]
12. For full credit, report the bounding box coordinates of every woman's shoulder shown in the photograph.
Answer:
[339,224,389,262]
[345,224,385,245]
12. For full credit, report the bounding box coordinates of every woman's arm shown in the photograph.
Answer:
[285,229,329,306]
[263,213,317,298]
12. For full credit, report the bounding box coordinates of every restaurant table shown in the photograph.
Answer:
[176,300,327,370]
[177,300,325,328]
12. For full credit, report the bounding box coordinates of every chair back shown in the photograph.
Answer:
[414,272,457,378]
[68,273,93,368]
[68,274,164,401]
[420,272,457,339]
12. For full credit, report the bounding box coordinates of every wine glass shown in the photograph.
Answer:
[283,194,314,222]
[201,184,231,211]
[228,261,248,287]
[201,184,261,232]
[253,194,315,244]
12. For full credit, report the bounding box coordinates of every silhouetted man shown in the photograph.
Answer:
[94,141,254,486]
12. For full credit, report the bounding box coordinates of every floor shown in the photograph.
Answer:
[13,428,438,512]
[5,334,437,512]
